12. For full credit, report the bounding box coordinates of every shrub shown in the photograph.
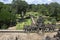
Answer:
[1,24,8,29]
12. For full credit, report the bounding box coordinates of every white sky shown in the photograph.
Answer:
[0,0,60,4]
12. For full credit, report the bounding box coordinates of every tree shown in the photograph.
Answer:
[0,2,16,29]
[12,0,28,18]
[49,2,60,21]
[38,4,49,16]
[0,2,4,12]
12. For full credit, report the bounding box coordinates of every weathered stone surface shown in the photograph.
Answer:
[0,32,57,40]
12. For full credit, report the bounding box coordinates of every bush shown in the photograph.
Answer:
[16,19,31,30]
[0,7,16,29]
[51,18,56,24]
[1,24,8,29]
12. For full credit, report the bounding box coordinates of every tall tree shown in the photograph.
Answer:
[12,0,28,18]
[49,2,60,21]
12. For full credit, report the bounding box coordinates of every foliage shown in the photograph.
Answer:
[1,1,60,29]
[16,19,31,30]
[0,2,16,29]
[12,0,28,18]
[27,2,60,21]
[1,24,8,29]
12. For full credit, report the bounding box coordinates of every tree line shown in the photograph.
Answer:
[0,0,60,29]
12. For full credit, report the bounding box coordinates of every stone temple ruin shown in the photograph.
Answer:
[24,15,56,33]
[45,28,60,40]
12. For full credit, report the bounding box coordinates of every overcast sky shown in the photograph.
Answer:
[0,0,60,4]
